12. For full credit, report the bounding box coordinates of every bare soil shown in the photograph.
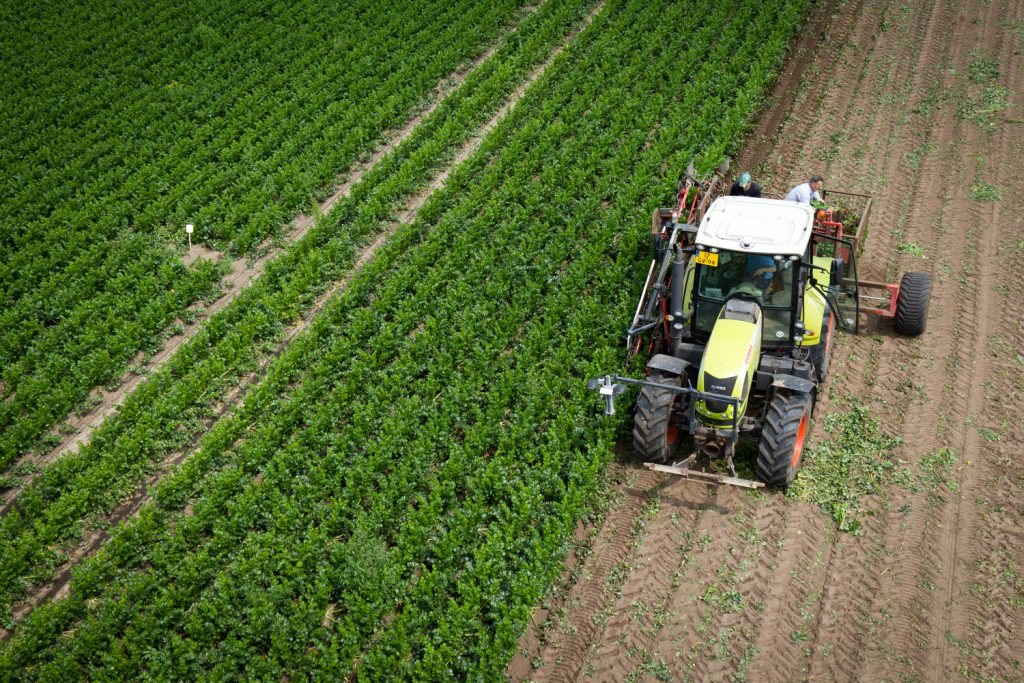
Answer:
[510,0,1024,680]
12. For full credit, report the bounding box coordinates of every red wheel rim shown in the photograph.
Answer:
[791,413,809,469]
[667,423,680,447]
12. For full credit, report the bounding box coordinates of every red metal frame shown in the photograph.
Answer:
[810,190,901,319]
[858,280,900,317]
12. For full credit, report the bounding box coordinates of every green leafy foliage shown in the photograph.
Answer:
[0,0,533,472]
[0,0,811,677]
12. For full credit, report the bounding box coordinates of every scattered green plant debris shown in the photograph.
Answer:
[897,241,926,256]
[957,57,1013,124]
[912,446,960,495]
[1005,19,1024,41]
[967,58,1000,83]
[903,142,938,171]
[969,179,1001,202]
[977,427,1001,442]
[788,395,911,534]
[701,583,747,614]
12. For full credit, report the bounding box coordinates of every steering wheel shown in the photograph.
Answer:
[726,281,763,299]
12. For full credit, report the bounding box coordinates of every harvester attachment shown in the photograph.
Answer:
[627,160,732,359]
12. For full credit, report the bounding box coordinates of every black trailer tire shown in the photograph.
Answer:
[633,373,682,464]
[894,272,931,336]
[756,392,813,488]
[807,308,834,384]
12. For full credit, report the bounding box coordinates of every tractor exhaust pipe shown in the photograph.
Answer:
[669,245,686,349]
[671,244,685,318]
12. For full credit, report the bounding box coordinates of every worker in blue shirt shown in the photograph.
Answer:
[785,175,824,203]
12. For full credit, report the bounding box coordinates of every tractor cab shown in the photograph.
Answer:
[684,197,858,349]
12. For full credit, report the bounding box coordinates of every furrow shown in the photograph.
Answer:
[522,467,663,682]
[745,505,832,682]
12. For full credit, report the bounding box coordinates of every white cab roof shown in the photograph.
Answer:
[695,196,816,255]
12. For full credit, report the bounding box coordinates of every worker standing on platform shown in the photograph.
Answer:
[785,175,824,204]
[729,172,762,198]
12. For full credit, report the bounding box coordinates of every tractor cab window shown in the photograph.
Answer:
[693,250,795,344]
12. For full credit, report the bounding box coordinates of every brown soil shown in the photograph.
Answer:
[510,0,1024,680]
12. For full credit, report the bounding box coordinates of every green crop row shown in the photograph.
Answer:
[1,0,808,677]
[0,0,533,471]
[0,0,601,627]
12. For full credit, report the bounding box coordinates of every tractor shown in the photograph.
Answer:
[588,164,931,488]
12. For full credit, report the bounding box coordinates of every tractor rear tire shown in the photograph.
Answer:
[756,392,813,488]
[807,309,834,384]
[633,373,682,464]
[894,272,931,336]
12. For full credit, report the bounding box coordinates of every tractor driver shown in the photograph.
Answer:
[746,254,777,292]
[728,255,777,298]
[729,172,763,198]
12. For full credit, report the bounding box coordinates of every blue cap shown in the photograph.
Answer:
[739,172,752,188]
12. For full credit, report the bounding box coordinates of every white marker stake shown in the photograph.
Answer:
[186,223,194,250]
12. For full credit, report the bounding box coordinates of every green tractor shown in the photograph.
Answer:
[589,166,931,488]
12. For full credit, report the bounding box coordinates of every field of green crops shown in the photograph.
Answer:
[0,0,810,677]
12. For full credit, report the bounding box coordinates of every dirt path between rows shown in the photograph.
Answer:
[511,0,1024,679]
[0,6,543,510]
[3,1,606,635]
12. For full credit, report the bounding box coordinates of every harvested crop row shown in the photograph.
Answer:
[1,0,809,677]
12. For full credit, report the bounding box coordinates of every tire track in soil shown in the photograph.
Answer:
[588,485,752,681]
[0,5,543,507]
[790,0,978,678]
[657,495,790,683]
[513,0,1024,681]
[732,6,920,673]
[1,3,606,634]
[926,2,1024,677]
[958,94,1024,678]
[744,505,833,682]
[758,0,875,198]
[780,6,957,683]
[793,0,1021,680]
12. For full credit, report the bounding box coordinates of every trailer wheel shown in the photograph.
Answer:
[894,272,931,336]
[633,373,682,464]
[756,392,813,488]
[807,309,834,384]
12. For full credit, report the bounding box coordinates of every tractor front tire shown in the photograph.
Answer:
[756,392,813,488]
[894,272,931,336]
[633,373,682,464]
